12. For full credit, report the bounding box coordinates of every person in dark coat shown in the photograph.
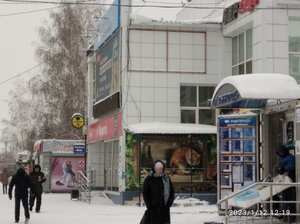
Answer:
[142,160,175,224]
[276,145,296,223]
[8,167,34,224]
[1,167,9,194]
[29,165,46,213]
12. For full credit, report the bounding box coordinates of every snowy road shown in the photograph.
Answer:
[0,193,223,224]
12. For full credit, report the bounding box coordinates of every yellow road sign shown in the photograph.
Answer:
[71,113,85,129]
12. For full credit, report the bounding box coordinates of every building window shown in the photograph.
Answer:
[289,20,300,83]
[232,28,252,75]
[180,86,215,125]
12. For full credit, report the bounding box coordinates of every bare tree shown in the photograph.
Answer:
[2,1,103,152]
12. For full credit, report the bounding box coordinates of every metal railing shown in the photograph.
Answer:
[77,170,96,204]
[217,182,300,224]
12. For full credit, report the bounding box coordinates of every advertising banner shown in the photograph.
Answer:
[87,112,122,144]
[94,30,120,105]
[92,0,120,50]
[51,157,85,191]
[125,134,217,193]
[35,139,84,153]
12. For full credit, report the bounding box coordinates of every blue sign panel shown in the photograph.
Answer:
[212,90,241,108]
[219,117,257,127]
[73,144,86,155]
[92,0,120,50]
[218,115,258,210]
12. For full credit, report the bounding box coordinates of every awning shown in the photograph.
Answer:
[211,73,300,109]
[127,122,217,134]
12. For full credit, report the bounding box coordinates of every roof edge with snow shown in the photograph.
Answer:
[127,122,217,135]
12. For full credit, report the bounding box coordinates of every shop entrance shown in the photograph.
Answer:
[104,140,119,191]
[267,113,284,177]
[266,111,295,178]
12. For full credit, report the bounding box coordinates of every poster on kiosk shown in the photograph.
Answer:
[218,114,258,210]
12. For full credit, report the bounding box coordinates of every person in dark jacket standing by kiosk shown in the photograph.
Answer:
[276,145,296,223]
[141,160,175,224]
[29,165,46,213]
[8,167,34,224]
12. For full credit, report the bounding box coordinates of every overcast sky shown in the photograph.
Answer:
[0,0,183,150]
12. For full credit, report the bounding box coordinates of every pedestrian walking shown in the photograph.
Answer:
[1,168,9,194]
[29,165,46,213]
[8,167,34,224]
[141,160,175,224]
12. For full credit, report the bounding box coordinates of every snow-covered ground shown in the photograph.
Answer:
[0,192,224,224]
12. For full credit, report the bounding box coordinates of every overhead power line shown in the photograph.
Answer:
[0,6,60,16]
[0,64,41,86]
[1,0,300,9]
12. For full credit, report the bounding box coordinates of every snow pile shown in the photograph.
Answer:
[173,197,210,207]
[213,73,300,100]
[127,122,217,134]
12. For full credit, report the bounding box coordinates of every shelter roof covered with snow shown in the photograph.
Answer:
[127,122,217,135]
[211,73,300,109]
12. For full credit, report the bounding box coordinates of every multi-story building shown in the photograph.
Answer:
[86,0,300,205]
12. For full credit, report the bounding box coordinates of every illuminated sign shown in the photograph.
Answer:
[223,0,260,25]
[239,0,260,13]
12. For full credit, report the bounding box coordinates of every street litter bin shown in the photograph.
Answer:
[71,189,79,200]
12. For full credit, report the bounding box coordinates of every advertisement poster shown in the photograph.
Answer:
[220,128,230,139]
[221,174,232,188]
[243,127,255,138]
[243,140,256,154]
[220,140,231,153]
[51,157,85,191]
[232,164,243,183]
[92,0,120,49]
[244,164,256,184]
[126,134,217,193]
[95,30,120,104]
[221,163,231,172]
[231,128,243,139]
[232,140,243,153]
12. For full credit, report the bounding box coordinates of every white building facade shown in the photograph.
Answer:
[86,0,300,205]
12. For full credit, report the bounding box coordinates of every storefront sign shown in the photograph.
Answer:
[219,117,257,127]
[34,140,84,153]
[94,30,120,105]
[73,143,86,155]
[223,0,260,24]
[92,0,120,50]
[239,0,260,13]
[87,112,122,143]
[212,90,241,108]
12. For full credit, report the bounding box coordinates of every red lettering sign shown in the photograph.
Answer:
[239,0,259,13]
[87,112,122,143]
